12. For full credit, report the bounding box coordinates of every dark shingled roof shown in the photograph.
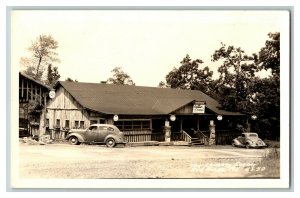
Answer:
[55,81,243,116]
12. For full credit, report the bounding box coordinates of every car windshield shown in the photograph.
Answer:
[249,134,258,137]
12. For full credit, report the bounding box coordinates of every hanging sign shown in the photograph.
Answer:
[193,102,205,114]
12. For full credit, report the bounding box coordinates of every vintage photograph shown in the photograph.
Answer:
[10,9,290,188]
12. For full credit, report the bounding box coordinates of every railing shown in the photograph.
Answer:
[170,132,183,141]
[215,130,240,145]
[195,130,209,145]
[124,131,165,142]
[124,131,193,143]
[181,130,192,143]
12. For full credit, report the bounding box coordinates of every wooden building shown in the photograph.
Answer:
[40,81,244,144]
[19,72,50,137]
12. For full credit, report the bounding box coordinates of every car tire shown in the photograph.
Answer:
[245,143,250,149]
[105,138,116,148]
[69,136,80,145]
[232,141,236,147]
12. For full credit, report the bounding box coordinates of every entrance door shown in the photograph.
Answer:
[86,125,99,142]
[98,126,109,142]
[182,117,198,137]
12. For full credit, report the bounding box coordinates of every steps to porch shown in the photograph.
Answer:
[190,138,205,146]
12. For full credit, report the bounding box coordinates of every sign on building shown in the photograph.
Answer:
[193,102,205,114]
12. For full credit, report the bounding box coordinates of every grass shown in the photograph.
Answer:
[264,139,280,148]
[247,147,280,178]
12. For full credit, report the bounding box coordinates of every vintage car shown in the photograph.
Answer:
[66,124,126,147]
[232,132,267,149]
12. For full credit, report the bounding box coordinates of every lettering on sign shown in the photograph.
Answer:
[193,102,205,113]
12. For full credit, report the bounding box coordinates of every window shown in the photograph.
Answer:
[249,134,258,137]
[88,125,98,131]
[74,121,79,129]
[55,119,60,128]
[99,126,108,130]
[80,121,85,129]
[114,120,151,131]
[99,119,106,124]
[65,120,70,128]
[90,120,97,125]
[46,119,49,127]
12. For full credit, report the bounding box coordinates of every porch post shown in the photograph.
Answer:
[208,120,216,145]
[163,120,171,142]
[180,118,183,132]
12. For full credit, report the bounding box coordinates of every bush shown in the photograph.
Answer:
[263,139,280,148]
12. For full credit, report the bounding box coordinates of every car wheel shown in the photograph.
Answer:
[69,136,80,145]
[232,141,236,147]
[245,143,250,149]
[105,138,116,148]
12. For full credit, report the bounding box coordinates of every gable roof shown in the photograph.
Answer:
[55,81,243,116]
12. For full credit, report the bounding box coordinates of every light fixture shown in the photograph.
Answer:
[217,115,223,121]
[170,114,176,121]
[113,115,119,121]
[251,115,257,120]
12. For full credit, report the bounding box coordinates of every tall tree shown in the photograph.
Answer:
[107,67,135,85]
[211,44,257,112]
[165,54,213,94]
[250,32,280,139]
[20,34,60,81]
[256,32,280,76]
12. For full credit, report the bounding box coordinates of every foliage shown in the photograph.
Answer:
[65,77,78,82]
[250,33,280,140]
[20,34,60,81]
[211,43,257,112]
[46,64,61,87]
[107,67,135,85]
[158,81,169,88]
[165,54,213,94]
[160,32,280,140]
[256,32,280,76]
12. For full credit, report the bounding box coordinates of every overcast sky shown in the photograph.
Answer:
[11,10,287,87]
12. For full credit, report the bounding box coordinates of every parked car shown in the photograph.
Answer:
[232,132,267,149]
[66,124,126,147]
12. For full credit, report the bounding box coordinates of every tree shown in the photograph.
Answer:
[65,77,78,82]
[20,34,60,81]
[256,32,280,76]
[46,64,61,87]
[158,81,169,88]
[211,44,257,112]
[106,67,135,85]
[164,54,213,94]
[250,32,280,139]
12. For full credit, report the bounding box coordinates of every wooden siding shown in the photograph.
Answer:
[46,87,91,129]
[174,103,194,114]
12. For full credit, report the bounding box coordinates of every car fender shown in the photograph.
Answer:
[232,138,242,146]
[105,135,124,143]
[245,140,254,145]
[67,133,85,142]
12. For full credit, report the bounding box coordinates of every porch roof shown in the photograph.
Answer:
[55,81,243,116]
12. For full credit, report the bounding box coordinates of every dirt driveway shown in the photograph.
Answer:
[19,143,278,179]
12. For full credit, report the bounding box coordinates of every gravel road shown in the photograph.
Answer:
[19,142,279,179]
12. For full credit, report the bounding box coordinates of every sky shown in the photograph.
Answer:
[11,10,287,87]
